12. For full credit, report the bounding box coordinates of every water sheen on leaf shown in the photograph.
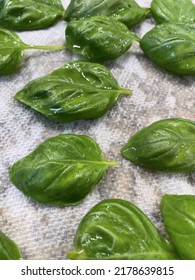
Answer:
[67,199,178,260]
[15,61,131,122]
[161,195,195,260]
[151,0,195,24]
[121,118,195,172]
[0,0,65,30]
[140,22,195,76]
[0,231,22,260]
[0,28,25,75]
[64,0,150,28]
[9,134,116,206]
[66,16,139,62]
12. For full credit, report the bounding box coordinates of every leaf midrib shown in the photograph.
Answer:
[79,250,176,260]
[36,159,116,167]
[32,76,131,96]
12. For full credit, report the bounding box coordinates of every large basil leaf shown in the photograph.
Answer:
[15,61,131,123]
[64,0,150,28]
[140,22,195,76]
[151,0,195,24]
[66,16,139,62]
[67,199,178,260]
[9,134,116,206]
[161,195,195,260]
[0,231,22,260]
[121,118,195,172]
[0,28,64,75]
[0,0,65,30]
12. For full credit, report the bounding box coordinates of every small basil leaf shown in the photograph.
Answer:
[121,118,195,172]
[66,16,139,62]
[0,28,64,75]
[0,0,65,30]
[161,195,195,260]
[140,22,195,76]
[64,0,150,28]
[151,0,195,24]
[0,28,26,75]
[0,231,22,260]
[15,61,131,123]
[9,134,116,206]
[67,199,178,260]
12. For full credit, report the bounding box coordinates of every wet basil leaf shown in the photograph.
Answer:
[151,0,195,24]
[0,28,26,75]
[0,28,64,75]
[121,118,195,172]
[0,231,22,260]
[15,61,131,123]
[67,199,178,260]
[9,134,116,206]
[64,0,150,28]
[140,22,195,76]
[0,0,65,30]
[66,16,139,62]
[161,195,195,260]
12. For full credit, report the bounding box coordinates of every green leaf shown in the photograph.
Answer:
[140,22,195,76]
[0,231,22,260]
[66,16,139,62]
[64,0,150,28]
[151,0,195,24]
[15,61,131,122]
[0,0,65,30]
[0,28,25,75]
[0,28,64,75]
[9,134,116,206]
[121,118,195,172]
[67,199,178,260]
[161,194,195,260]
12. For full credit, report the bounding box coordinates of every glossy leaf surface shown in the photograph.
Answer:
[0,0,65,30]
[121,118,195,172]
[9,134,116,206]
[0,28,64,75]
[15,61,131,122]
[161,195,195,260]
[67,199,178,260]
[64,0,150,28]
[140,23,195,76]
[0,231,22,260]
[0,28,25,75]
[151,0,195,24]
[66,16,138,62]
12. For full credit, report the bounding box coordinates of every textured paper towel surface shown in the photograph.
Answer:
[0,0,194,259]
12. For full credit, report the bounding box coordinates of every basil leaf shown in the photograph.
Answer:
[0,231,22,260]
[0,28,64,75]
[0,28,25,75]
[151,0,195,24]
[15,61,131,123]
[66,16,139,62]
[9,134,116,206]
[67,199,178,260]
[64,0,150,28]
[161,195,195,260]
[140,22,195,76]
[121,118,195,172]
[0,0,65,30]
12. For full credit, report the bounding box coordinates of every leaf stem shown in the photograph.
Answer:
[25,44,65,51]
[120,88,132,95]
[106,161,118,166]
